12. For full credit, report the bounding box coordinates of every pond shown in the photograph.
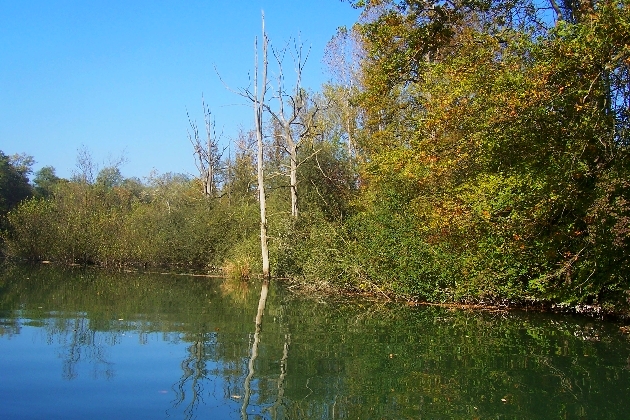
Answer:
[0,264,629,419]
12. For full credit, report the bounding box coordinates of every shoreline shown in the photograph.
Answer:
[4,258,630,322]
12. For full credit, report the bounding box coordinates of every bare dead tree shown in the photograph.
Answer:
[255,16,271,278]
[266,40,321,219]
[323,25,364,157]
[187,97,226,197]
[74,145,96,185]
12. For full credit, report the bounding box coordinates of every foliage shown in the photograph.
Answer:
[344,0,630,308]
[0,151,33,217]
[4,172,258,269]
[3,1,630,314]
[32,166,63,198]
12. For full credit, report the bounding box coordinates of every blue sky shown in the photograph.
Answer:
[0,1,360,180]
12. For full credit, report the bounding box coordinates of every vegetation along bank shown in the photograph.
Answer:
[1,0,629,316]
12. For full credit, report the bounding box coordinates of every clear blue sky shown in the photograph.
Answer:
[0,0,360,180]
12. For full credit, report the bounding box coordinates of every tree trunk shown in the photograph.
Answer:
[254,13,270,279]
[287,126,299,219]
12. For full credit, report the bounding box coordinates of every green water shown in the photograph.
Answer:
[0,265,628,419]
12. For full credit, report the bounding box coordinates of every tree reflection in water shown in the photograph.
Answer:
[41,315,116,381]
[171,334,211,419]
[267,332,290,419]
[168,278,286,420]
[241,280,268,419]
[1,266,629,420]
[60,317,114,380]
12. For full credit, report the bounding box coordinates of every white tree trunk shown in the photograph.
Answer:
[286,126,298,219]
[254,13,270,279]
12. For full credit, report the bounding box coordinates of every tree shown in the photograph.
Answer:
[188,97,226,197]
[343,0,630,304]
[324,24,364,156]
[0,151,33,217]
[250,13,271,279]
[215,12,272,277]
[72,146,96,184]
[265,42,321,219]
[33,166,62,198]
[96,166,124,190]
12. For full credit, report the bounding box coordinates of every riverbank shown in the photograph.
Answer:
[276,272,630,322]
[3,257,630,322]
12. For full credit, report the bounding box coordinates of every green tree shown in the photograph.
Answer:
[344,0,630,305]
[0,151,33,217]
[33,166,63,198]
[95,166,124,190]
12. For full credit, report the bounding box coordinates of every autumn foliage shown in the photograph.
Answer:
[346,0,630,307]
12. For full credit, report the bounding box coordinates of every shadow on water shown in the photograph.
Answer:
[0,263,629,419]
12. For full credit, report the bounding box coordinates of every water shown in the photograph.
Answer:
[0,265,629,419]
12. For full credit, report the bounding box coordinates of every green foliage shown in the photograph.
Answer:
[270,211,363,291]
[2,198,55,260]
[0,151,33,217]
[345,0,630,308]
[95,166,124,190]
[4,173,258,269]
[32,166,63,198]
[297,137,357,222]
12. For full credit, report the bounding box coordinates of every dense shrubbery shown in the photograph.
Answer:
[3,174,259,269]
[341,0,630,309]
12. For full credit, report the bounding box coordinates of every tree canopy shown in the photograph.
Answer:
[0,151,33,217]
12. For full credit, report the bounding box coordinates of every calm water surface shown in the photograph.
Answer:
[0,265,629,419]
